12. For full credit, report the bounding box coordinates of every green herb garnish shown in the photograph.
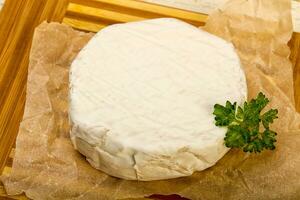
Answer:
[213,92,278,153]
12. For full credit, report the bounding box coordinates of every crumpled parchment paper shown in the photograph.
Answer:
[2,0,300,199]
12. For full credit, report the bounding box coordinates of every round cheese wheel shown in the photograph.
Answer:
[69,18,247,181]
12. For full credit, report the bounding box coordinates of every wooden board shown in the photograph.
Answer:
[0,0,299,199]
[290,33,300,109]
[63,0,207,32]
[0,1,69,199]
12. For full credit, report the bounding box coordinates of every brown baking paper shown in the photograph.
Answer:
[2,0,300,199]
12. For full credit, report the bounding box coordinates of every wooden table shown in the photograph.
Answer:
[0,0,299,199]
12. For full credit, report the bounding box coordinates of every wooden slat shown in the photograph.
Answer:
[64,0,207,32]
[63,17,106,32]
[0,0,69,174]
[0,49,27,173]
[69,0,207,26]
[65,10,117,25]
[67,3,146,23]
[68,1,164,23]
[289,32,300,111]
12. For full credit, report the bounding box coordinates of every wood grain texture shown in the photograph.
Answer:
[289,32,300,111]
[0,0,69,174]
[63,17,106,32]
[66,0,207,30]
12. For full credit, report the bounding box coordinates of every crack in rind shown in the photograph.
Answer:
[178,146,211,165]
[73,124,141,180]
[131,153,139,180]
[187,151,211,165]
[73,126,214,181]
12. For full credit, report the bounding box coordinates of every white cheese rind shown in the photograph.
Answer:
[69,18,247,181]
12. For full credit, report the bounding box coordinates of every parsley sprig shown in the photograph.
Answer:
[213,92,278,153]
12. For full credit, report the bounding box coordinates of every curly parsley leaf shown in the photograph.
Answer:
[213,101,236,126]
[260,109,278,129]
[224,125,250,148]
[213,92,278,153]
[262,129,277,150]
